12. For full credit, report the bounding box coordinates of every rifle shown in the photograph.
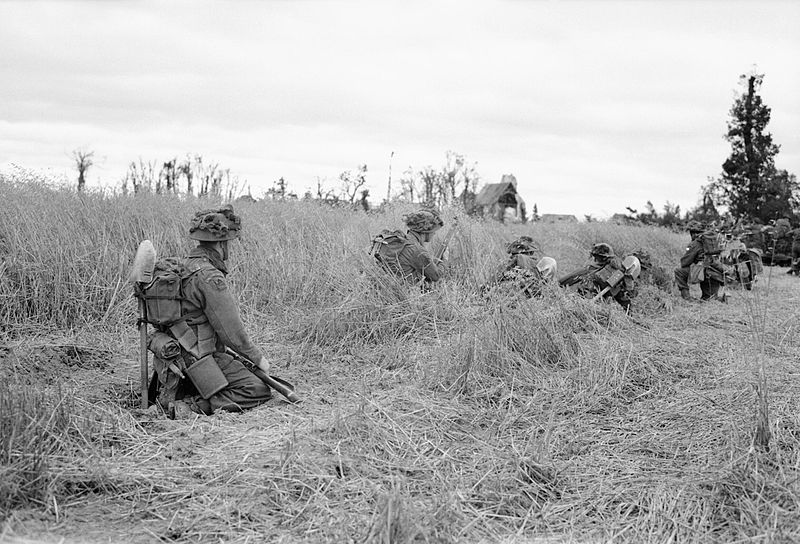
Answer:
[434,217,459,262]
[592,255,641,301]
[129,240,156,408]
[226,348,301,404]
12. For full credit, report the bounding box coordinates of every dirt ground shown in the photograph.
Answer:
[2,267,799,544]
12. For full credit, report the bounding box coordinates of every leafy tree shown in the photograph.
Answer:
[708,72,798,222]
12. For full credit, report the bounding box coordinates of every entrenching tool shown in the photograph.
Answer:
[129,240,156,408]
[226,348,301,404]
[591,255,641,302]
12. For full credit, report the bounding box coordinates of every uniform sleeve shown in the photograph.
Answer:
[197,270,264,364]
[418,251,441,282]
[559,266,590,287]
[404,245,440,282]
[680,241,703,268]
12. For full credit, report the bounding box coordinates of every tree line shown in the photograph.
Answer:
[70,70,796,225]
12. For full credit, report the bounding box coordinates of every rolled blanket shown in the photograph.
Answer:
[147,331,182,359]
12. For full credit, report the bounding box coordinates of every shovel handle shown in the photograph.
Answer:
[592,286,611,302]
[250,367,302,404]
[138,299,149,408]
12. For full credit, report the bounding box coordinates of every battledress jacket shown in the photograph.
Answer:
[396,236,441,283]
[558,258,620,288]
[180,246,263,363]
[678,238,724,283]
[679,239,704,268]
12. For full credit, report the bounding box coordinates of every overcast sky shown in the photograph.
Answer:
[1,0,798,218]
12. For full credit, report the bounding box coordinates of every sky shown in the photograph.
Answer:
[1,0,798,218]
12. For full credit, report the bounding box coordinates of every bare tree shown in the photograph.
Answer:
[124,158,158,194]
[418,165,438,206]
[399,167,416,202]
[339,164,368,203]
[161,158,178,193]
[72,148,94,192]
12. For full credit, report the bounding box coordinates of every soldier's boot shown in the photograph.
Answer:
[168,400,196,420]
[679,289,692,301]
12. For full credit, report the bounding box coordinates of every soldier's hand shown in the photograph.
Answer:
[256,357,271,376]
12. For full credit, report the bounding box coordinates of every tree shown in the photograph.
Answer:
[686,183,721,224]
[338,164,368,203]
[72,148,94,192]
[708,72,798,222]
[266,177,288,200]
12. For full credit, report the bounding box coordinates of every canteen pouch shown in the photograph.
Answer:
[185,354,228,399]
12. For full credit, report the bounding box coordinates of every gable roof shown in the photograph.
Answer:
[475,182,521,207]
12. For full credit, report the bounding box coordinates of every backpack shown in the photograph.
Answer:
[134,258,200,327]
[701,231,722,256]
[369,230,411,264]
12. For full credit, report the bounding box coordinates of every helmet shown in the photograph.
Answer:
[536,256,557,280]
[403,208,444,234]
[590,242,615,259]
[189,204,242,241]
[506,236,538,255]
[686,220,704,233]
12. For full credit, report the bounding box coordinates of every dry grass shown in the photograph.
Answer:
[1,178,799,543]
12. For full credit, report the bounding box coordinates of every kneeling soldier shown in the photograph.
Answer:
[144,205,272,417]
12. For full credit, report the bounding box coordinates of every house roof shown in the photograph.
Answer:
[540,213,577,222]
[475,182,524,207]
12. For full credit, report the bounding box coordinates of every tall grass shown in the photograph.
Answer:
[1,176,798,543]
[0,380,124,515]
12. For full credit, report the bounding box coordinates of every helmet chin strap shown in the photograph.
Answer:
[221,240,229,261]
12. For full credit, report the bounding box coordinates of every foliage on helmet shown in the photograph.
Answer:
[506,236,538,255]
[590,242,615,259]
[685,220,705,232]
[402,208,444,233]
[189,204,242,241]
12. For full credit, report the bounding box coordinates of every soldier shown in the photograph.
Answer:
[484,236,558,298]
[371,207,444,285]
[674,220,724,301]
[147,205,273,418]
[631,248,672,293]
[787,224,800,275]
[559,242,633,311]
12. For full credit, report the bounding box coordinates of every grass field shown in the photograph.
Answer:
[1,176,799,543]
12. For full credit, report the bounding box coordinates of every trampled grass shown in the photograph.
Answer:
[0,176,798,543]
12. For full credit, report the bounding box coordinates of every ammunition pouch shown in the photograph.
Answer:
[595,265,625,290]
[185,353,228,399]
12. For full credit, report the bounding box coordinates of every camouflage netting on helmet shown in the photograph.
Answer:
[506,236,538,255]
[189,204,242,241]
[402,208,444,233]
[590,243,615,259]
[685,220,705,232]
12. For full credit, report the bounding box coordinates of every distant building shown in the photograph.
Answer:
[609,213,640,225]
[539,213,578,223]
[473,174,526,223]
